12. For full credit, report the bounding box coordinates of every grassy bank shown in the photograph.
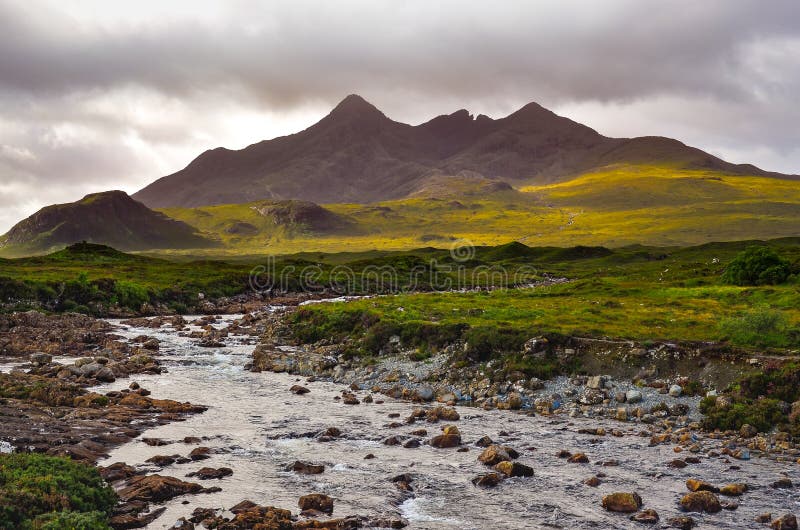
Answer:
[288,239,800,356]
[0,453,116,529]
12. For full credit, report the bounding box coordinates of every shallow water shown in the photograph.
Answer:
[94,314,800,529]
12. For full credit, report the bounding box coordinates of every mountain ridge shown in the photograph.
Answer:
[0,190,213,256]
[134,94,793,209]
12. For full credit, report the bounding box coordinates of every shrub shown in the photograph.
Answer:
[719,307,791,347]
[0,454,116,529]
[463,326,528,362]
[722,246,791,286]
[699,396,786,433]
[113,281,150,310]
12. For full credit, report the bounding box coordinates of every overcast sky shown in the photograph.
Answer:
[1,0,798,233]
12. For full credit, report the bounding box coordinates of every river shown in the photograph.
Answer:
[90,313,800,529]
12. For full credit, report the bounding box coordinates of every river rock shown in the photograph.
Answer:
[680,491,721,513]
[472,472,503,488]
[626,390,643,404]
[118,475,206,502]
[772,514,798,530]
[686,479,719,493]
[602,492,643,513]
[772,478,793,489]
[568,453,589,464]
[494,460,533,477]
[669,385,683,397]
[475,436,494,447]
[30,352,52,365]
[415,385,435,401]
[146,455,179,467]
[631,509,659,524]
[290,385,310,395]
[186,467,233,480]
[586,375,606,389]
[667,515,695,529]
[189,447,212,461]
[298,493,334,515]
[719,483,747,496]
[289,461,325,474]
[478,445,519,466]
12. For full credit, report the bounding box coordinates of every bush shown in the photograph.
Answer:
[722,246,791,286]
[719,307,792,347]
[463,326,528,362]
[33,511,110,530]
[0,454,116,529]
[699,396,786,433]
[113,281,150,310]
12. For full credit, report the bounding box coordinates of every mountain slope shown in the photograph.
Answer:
[0,191,213,256]
[133,95,792,209]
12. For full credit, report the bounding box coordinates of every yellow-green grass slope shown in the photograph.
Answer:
[156,164,800,257]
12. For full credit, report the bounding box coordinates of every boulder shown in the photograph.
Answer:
[667,515,695,529]
[298,493,334,515]
[772,515,798,530]
[118,475,206,502]
[680,491,721,513]
[626,390,643,404]
[602,492,643,513]
[290,385,310,395]
[719,483,747,496]
[494,461,533,478]
[288,461,325,474]
[631,509,659,524]
[186,467,233,480]
[669,385,683,397]
[472,472,504,488]
[478,445,519,466]
[686,479,718,493]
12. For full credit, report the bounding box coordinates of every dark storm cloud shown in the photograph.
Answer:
[0,0,799,232]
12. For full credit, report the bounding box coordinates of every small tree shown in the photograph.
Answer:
[722,246,791,286]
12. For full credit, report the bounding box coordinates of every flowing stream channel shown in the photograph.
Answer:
[91,313,800,529]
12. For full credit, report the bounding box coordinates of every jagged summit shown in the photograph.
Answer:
[132,95,789,209]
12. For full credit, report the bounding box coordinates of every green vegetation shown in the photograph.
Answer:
[288,239,800,357]
[722,246,792,286]
[0,454,116,529]
[135,164,800,257]
[700,362,800,434]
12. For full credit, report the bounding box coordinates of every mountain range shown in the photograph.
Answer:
[1,95,798,257]
[133,94,787,208]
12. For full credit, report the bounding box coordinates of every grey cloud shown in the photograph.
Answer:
[0,0,799,232]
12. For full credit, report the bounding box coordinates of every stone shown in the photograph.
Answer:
[584,476,601,487]
[430,434,461,448]
[478,445,519,466]
[756,514,773,524]
[188,447,212,461]
[669,385,683,397]
[30,353,52,365]
[298,493,334,515]
[567,453,589,464]
[288,461,325,474]
[740,423,758,438]
[186,467,233,480]
[686,479,719,493]
[772,515,798,530]
[290,385,310,395]
[145,454,178,467]
[507,392,523,410]
[118,475,206,503]
[415,385,435,402]
[472,472,503,488]
[475,436,494,447]
[602,492,643,513]
[631,509,659,524]
[587,375,606,389]
[667,516,695,529]
[772,478,794,489]
[719,483,747,496]
[680,491,721,513]
[494,460,534,477]
[626,390,643,404]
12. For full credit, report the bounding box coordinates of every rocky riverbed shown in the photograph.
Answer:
[2,308,800,529]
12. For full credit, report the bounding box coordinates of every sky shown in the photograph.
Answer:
[1,0,799,233]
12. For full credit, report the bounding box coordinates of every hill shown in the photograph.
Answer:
[133,95,791,209]
[0,191,213,257]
